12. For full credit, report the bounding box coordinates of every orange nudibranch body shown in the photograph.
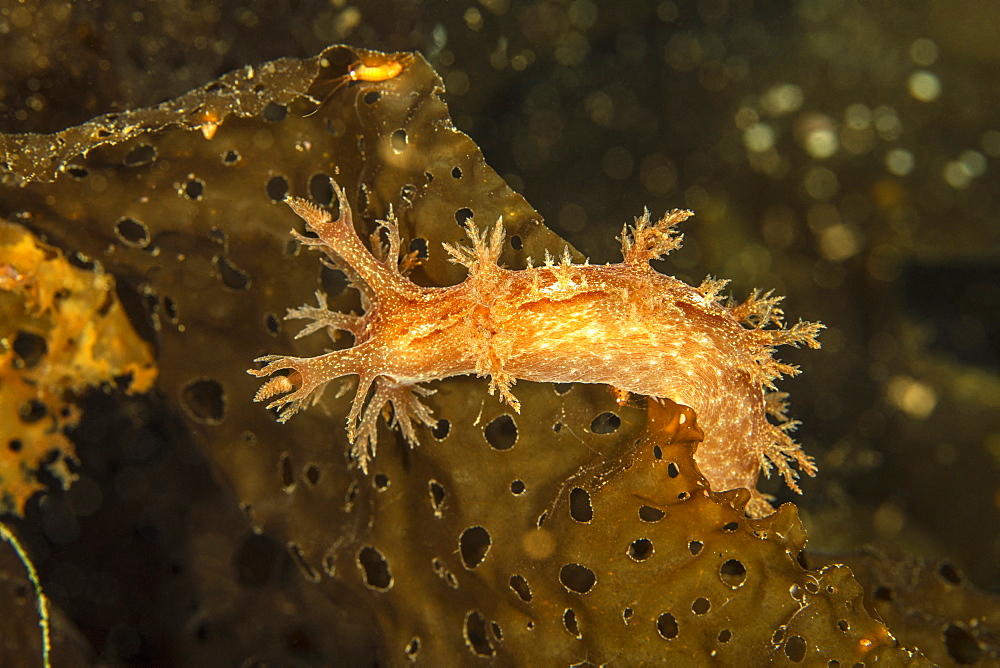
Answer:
[250,181,822,516]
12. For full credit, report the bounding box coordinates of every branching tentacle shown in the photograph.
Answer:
[621,208,691,265]
[249,352,338,422]
[443,216,506,271]
[285,290,364,341]
[286,179,420,299]
[350,378,437,472]
[696,276,730,304]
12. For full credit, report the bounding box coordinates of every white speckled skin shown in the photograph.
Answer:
[250,180,822,516]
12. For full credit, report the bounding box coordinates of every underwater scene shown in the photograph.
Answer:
[1,0,999,664]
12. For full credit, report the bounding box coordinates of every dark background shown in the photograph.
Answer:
[2,0,999,663]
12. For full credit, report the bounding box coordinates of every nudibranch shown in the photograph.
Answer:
[249,180,822,516]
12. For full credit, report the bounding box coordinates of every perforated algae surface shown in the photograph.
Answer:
[0,44,943,663]
[359,392,912,664]
[809,545,1000,666]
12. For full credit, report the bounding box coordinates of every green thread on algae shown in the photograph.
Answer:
[1,521,50,668]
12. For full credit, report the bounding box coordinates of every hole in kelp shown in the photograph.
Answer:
[13,331,47,368]
[628,538,653,562]
[115,217,150,248]
[509,574,532,602]
[429,479,446,515]
[431,419,450,439]
[783,635,806,662]
[405,637,420,660]
[484,414,517,450]
[563,608,581,638]
[262,101,288,122]
[656,612,678,639]
[183,177,205,200]
[358,546,392,590]
[400,183,418,203]
[279,452,295,491]
[304,465,321,487]
[409,237,428,258]
[181,378,225,424]
[124,143,157,167]
[455,207,473,226]
[162,296,179,323]
[391,129,407,153]
[309,173,335,205]
[463,610,494,657]
[266,175,289,202]
[559,563,596,594]
[459,526,491,569]
[18,400,47,424]
[590,411,621,434]
[216,255,251,291]
[639,505,665,522]
[720,558,747,588]
[569,487,593,523]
